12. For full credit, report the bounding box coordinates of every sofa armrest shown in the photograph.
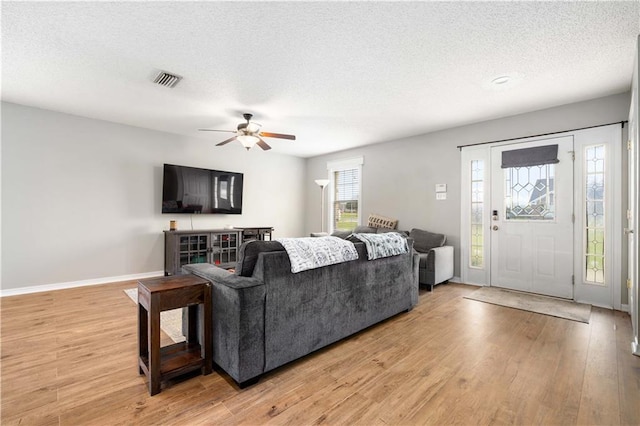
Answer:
[183,263,263,289]
[412,251,420,300]
[310,232,329,237]
[430,245,454,284]
[182,263,266,384]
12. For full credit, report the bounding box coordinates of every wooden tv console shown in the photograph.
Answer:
[163,227,273,276]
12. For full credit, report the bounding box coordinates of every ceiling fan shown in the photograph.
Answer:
[199,113,296,151]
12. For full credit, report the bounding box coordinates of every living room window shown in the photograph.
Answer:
[327,157,363,232]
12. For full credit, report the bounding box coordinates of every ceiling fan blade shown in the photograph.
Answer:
[216,136,238,146]
[198,129,236,133]
[256,137,272,151]
[259,132,296,140]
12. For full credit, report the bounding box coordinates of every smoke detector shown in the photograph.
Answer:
[152,71,182,88]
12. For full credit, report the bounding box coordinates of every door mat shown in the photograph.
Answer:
[124,288,185,343]
[464,287,591,323]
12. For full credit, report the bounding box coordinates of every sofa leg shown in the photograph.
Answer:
[430,284,434,292]
[238,376,260,389]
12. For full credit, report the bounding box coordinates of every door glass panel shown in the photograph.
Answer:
[504,164,555,220]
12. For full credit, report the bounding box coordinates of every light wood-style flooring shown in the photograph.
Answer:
[1,282,639,425]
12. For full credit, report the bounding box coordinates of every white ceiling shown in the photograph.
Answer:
[2,1,639,158]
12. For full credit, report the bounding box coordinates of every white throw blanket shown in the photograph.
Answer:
[351,232,409,260]
[276,236,359,273]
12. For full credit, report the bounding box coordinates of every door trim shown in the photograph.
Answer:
[461,124,623,309]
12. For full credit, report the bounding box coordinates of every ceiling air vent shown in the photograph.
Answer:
[152,71,182,88]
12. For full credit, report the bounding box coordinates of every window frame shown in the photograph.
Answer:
[327,157,364,233]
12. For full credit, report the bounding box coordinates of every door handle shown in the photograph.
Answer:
[624,228,634,234]
[492,225,499,231]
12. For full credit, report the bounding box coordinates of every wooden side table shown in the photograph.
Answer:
[137,274,212,395]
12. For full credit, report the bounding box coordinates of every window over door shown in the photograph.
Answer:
[327,157,364,232]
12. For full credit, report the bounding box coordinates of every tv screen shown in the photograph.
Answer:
[162,164,243,214]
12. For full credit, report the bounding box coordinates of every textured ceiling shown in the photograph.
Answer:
[2,1,639,157]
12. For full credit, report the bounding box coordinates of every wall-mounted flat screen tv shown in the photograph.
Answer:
[162,164,244,214]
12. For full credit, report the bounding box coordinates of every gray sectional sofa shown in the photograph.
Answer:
[182,238,419,387]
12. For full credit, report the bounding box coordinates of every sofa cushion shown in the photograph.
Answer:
[235,240,284,277]
[330,230,352,239]
[310,232,329,237]
[353,225,378,234]
[410,228,446,253]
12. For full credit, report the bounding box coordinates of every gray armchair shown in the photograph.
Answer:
[409,228,454,291]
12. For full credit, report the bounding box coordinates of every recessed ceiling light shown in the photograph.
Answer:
[491,75,511,85]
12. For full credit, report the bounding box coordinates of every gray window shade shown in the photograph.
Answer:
[501,144,559,168]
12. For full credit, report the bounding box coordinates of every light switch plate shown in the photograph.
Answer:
[436,193,447,200]
[435,184,447,193]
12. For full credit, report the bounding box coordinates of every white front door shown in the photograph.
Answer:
[490,137,574,298]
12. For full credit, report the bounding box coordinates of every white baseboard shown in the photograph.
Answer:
[453,278,484,287]
[0,271,165,297]
[620,304,630,313]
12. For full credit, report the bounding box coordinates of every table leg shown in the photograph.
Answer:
[138,303,148,375]
[202,284,212,375]
[187,304,198,343]
[149,295,161,396]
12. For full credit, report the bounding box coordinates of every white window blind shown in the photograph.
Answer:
[327,157,363,232]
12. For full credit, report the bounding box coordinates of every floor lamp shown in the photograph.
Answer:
[314,179,330,232]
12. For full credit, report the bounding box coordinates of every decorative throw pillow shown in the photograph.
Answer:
[409,228,446,253]
[368,214,398,229]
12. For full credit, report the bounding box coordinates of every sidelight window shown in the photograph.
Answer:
[470,160,484,268]
[584,145,606,285]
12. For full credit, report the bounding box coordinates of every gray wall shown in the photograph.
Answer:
[2,93,631,296]
[305,92,631,286]
[1,102,306,290]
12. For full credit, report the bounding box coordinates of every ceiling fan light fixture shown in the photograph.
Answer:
[237,135,260,150]
[200,112,295,151]
[247,122,262,133]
